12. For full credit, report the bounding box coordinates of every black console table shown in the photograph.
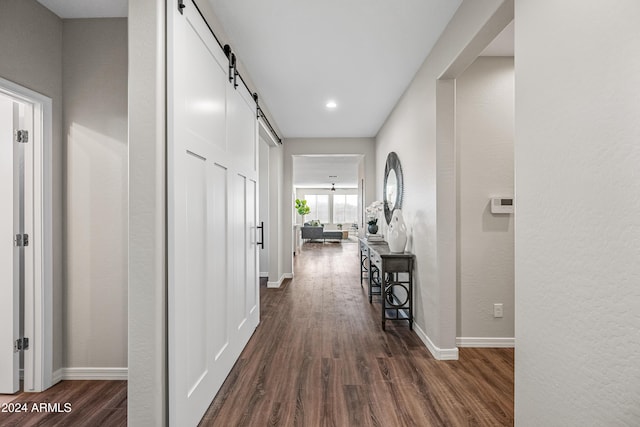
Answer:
[359,238,415,330]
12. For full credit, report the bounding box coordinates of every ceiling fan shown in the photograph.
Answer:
[329,176,337,191]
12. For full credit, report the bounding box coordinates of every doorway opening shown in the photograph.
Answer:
[455,23,515,348]
[0,77,53,395]
[292,154,363,270]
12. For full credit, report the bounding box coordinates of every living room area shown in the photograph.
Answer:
[292,154,364,254]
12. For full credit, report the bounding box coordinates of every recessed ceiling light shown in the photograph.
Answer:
[326,101,337,109]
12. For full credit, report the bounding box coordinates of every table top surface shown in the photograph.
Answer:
[359,238,415,258]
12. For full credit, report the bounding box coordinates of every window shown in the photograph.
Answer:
[333,194,358,224]
[304,194,330,223]
[300,191,358,225]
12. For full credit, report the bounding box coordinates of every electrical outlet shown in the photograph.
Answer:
[493,303,504,318]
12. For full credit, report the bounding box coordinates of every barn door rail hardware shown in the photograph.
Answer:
[253,93,282,144]
[179,0,282,144]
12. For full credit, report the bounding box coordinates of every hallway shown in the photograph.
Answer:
[0,241,512,426]
[199,241,514,426]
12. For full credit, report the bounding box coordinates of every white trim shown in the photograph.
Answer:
[259,272,269,278]
[267,273,293,288]
[52,368,63,384]
[0,77,53,393]
[456,337,515,348]
[53,367,128,381]
[258,118,279,147]
[414,323,459,360]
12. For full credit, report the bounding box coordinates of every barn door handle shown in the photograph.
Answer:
[257,221,264,249]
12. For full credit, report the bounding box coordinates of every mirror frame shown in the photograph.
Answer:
[383,152,404,224]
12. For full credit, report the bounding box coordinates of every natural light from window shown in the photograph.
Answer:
[302,193,357,224]
[333,194,358,224]
[304,194,330,223]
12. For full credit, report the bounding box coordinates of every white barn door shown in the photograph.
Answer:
[168,1,260,425]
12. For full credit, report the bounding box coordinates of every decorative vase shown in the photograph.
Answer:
[388,209,407,253]
[368,223,378,234]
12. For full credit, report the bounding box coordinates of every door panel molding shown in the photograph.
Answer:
[168,1,260,424]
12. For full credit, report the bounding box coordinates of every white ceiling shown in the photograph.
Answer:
[37,0,127,18]
[36,1,513,139]
[293,155,361,188]
[208,0,463,138]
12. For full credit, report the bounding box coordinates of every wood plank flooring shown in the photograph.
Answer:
[0,380,126,426]
[0,240,513,426]
[199,241,514,426]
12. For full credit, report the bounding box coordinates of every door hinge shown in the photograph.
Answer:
[178,0,185,14]
[15,234,29,247]
[15,129,29,143]
[14,337,29,352]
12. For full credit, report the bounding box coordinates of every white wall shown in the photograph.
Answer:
[358,157,366,226]
[259,138,270,276]
[268,144,285,285]
[128,0,166,424]
[456,56,514,342]
[376,0,512,358]
[283,138,376,275]
[0,0,64,372]
[515,1,640,425]
[62,18,128,369]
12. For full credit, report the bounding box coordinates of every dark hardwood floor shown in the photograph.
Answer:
[0,380,126,426]
[200,240,514,426]
[0,240,513,426]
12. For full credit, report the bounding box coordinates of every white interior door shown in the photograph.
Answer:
[18,100,35,392]
[0,95,19,394]
[168,1,260,425]
[0,77,52,394]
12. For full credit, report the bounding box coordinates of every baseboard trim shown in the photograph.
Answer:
[267,273,293,288]
[414,323,459,360]
[53,368,63,383]
[52,367,128,381]
[456,337,515,348]
[259,272,268,278]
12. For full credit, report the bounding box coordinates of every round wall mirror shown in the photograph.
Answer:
[383,152,403,224]
[386,169,397,210]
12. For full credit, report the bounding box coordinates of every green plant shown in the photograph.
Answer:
[295,198,311,216]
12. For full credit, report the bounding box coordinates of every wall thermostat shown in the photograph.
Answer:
[491,197,514,214]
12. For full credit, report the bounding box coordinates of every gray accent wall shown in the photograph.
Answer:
[62,18,128,369]
[0,1,129,375]
[0,0,64,372]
